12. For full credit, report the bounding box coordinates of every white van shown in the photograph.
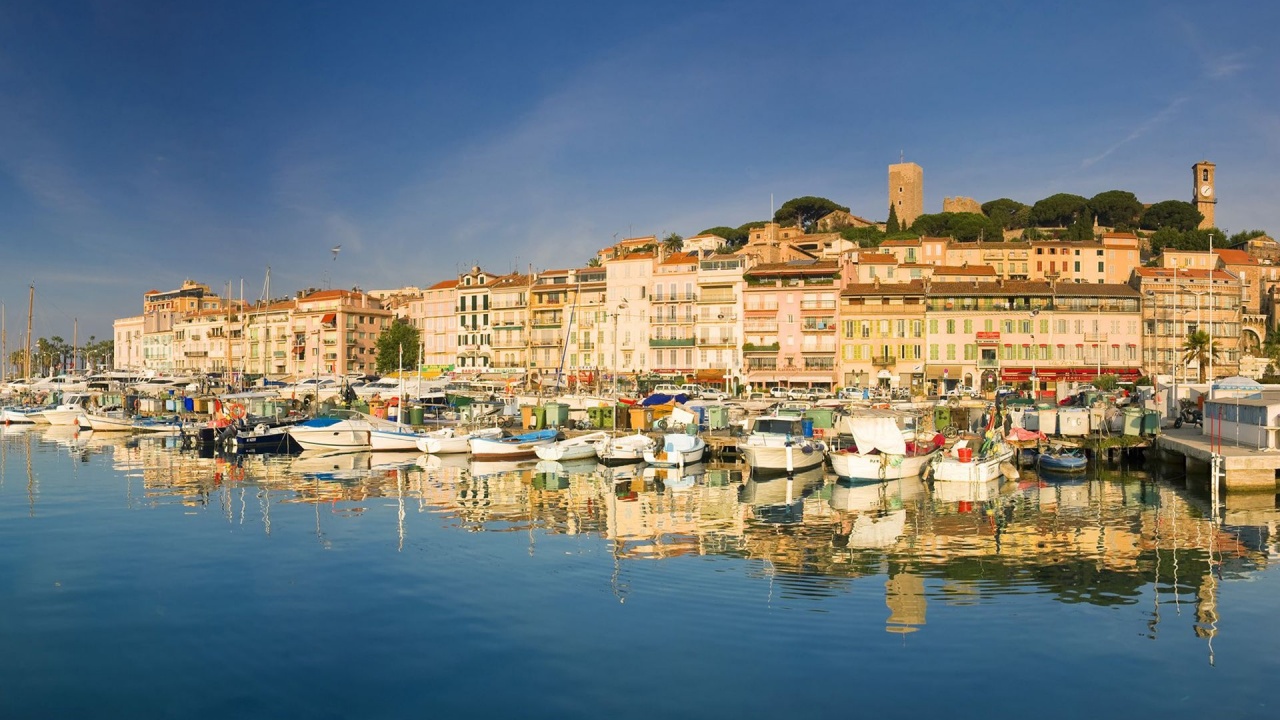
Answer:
[652,384,684,396]
[679,383,703,398]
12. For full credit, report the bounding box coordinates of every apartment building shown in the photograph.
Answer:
[837,280,927,391]
[290,289,392,377]
[605,248,653,376]
[489,273,531,373]
[648,252,699,376]
[455,267,495,373]
[1131,267,1242,380]
[742,260,840,390]
[694,252,748,389]
[420,279,458,372]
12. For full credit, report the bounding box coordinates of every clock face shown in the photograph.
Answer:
[1200,184,1213,197]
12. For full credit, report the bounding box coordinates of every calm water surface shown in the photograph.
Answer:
[1,425,1277,719]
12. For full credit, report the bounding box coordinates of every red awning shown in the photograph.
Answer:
[321,313,337,326]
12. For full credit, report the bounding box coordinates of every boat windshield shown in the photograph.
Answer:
[754,418,801,435]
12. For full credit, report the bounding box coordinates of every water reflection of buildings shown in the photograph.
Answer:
[4,425,1276,653]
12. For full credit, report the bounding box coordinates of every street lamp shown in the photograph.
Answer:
[1028,309,1039,398]
[611,299,628,395]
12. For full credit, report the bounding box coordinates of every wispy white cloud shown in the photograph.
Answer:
[1081,97,1188,169]
[1204,51,1248,79]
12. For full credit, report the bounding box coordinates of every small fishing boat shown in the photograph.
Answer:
[642,432,706,467]
[416,426,503,454]
[1037,446,1087,473]
[80,410,135,432]
[534,431,608,462]
[131,416,186,435]
[3,406,45,424]
[230,420,303,454]
[369,425,430,452]
[40,393,92,427]
[286,412,372,450]
[593,433,657,466]
[740,415,826,474]
[829,411,942,482]
[468,428,558,460]
[930,439,1015,483]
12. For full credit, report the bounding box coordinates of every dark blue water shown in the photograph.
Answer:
[1,425,1277,719]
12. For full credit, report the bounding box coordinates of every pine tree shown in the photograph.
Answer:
[886,204,901,234]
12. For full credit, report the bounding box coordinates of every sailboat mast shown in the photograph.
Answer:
[25,283,33,380]
[73,318,78,374]
[2,301,6,384]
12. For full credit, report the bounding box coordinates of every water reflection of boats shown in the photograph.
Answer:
[289,449,371,479]
[739,466,825,524]
[643,462,706,491]
[829,475,925,513]
[469,459,536,479]
[418,452,471,474]
[932,478,1005,504]
[369,451,421,471]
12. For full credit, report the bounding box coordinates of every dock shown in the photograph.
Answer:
[1154,426,1280,491]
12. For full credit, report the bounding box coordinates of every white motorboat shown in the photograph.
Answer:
[369,425,429,451]
[534,431,608,462]
[929,439,1015,483]
[740,415,826,474]
[829,411,942,482]
[2,406,44,424]
[131,416,186,435]
[593,433,657,465]
[80,410,135,432]
[468,429,558,460]
[642,432,706,467]
[286,412,372,450]
[41,394,94,427]
[416,426,503,454]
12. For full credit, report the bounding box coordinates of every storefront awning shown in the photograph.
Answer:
[1000,366,1143,381]
[925,365,965,379]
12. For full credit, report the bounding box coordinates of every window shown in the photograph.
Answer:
[946,344,956,360]
[1098,262,1104,272]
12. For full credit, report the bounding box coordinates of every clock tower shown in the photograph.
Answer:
[1193,160,1216,229]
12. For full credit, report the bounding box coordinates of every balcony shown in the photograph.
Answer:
[744,322,779,334]
[699,337,738,347]
[1083,332,1108,343]
[649,338,695,347]
[744,305,779,314]
[185,350,208,357]
[803,358,836,371]
[801,319,836,332]
[977,358,1000,369]
[871,355,896,366]
[802,345,837,354]
[743,342,780,353]
[747,359,778,371]
[531,334,564,347]
[651,292,698,303]
[698,293,737,304]
[799,300,837,310]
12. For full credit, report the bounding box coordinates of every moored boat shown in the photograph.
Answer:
[534,431,608,462]
[1037,446,1087,473]
[930,439,1015,483]
[739,415,826,474]
[642,432,706,467]
[829,411,943,482]
[80,410,135,432]
[416,426,503,454]
[593,432,657,466]
[286,412,372,450]
[468,428,558,460]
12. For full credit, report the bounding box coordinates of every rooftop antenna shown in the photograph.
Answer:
[900,149,905,163]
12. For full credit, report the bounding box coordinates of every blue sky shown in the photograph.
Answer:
[1,0,1277,342]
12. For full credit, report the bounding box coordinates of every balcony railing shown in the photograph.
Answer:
[799,300,837,310]
[743,342,780,352]
[530,334,564,347]
[747,359,778,371]
[185,350,208,357]
[803,359,836,370]
[649,338,696,347]
[699,337,738,347]
[1083,332,1108,343]
[744,322,779,333]
[744,305,779,313]
[977,358,1000,368]
[802,320,836,332]
[652,292,698,303]
[699,293,737,304]
[872,355,896,366]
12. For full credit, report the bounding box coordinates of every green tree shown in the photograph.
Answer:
[1087,190,1143,229]
[1029,193,1089,228]
[699,226,745,245]
[1094,374,1119,391]
[1228,229,1269,245]
[982,198,1030,230]
[773,196,849,232]
[840,225,888,247]
[1140,200,1203,232]
[909,212,1004,242]
[585,257,601,267]
[1181,329,1220,383]
[1063,212,1096,241]
[886,204,901,234]
[661,232,684,253]
[375,320,421,374]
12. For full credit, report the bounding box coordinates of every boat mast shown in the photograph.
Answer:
[25,283,33,381]
[73,318,78,374]
[2,301,6,384]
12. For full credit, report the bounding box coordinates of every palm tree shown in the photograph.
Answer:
[1181,329,1220,383]
[661,232,684,254]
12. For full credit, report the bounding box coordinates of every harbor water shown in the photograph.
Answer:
[1,424,1278,718]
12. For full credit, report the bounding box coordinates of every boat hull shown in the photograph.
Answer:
[741,442,825,474]
[830,450,938,482]
[82,413,135,432]
[2,408,40,424]
[1038,454,1087,473]
[469,430,557,460]
[932,448,1015,483]
[288,427,371,450]
[642,435,706,467]
[369,428,425,451]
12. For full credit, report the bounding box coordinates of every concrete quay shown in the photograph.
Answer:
[1154,425,1280,491]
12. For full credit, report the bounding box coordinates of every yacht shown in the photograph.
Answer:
[740,414,826,474]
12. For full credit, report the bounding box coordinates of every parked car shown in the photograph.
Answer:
[837,387,861,400]
[679,384,703,398]
[700,389,729,401]
[652,384,685,396]
[945,385,978,398]
[787,387,815,400]
[769,386,790,398]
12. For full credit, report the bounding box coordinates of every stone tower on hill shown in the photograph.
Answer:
[889,161,923,227]
[1193,160,1216,230]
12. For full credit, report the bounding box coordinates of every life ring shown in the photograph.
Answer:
[228,403,247,419]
